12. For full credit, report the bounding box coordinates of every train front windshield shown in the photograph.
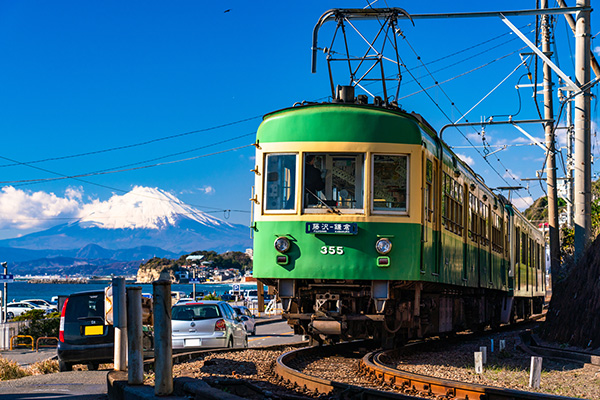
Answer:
[304,153,364,211]
[262,152,409,214]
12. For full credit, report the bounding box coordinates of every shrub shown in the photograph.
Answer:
[15,309,60,341]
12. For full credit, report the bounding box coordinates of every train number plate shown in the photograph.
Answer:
[320,246,344,255]
[306,222,357,234]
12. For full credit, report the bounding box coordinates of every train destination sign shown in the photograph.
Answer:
[306,222,357,235]
[0,274,14,283]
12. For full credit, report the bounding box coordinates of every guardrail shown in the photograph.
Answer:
[247,300,283,317]
[10,335,34,351]
[36,336,58,351]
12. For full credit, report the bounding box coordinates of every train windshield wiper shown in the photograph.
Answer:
[306,189,341,214]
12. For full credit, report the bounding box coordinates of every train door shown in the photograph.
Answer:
[466,192,478,283]
[477,199,488,287]
[421,156,436,274]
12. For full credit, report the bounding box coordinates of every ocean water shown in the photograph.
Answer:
[3,281,262,303]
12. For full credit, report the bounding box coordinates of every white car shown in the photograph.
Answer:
[5,302,39,319]
[22,299,57,313]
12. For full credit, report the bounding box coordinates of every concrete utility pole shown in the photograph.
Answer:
[126,286,143,385]
[565,90,574,227]
[573,0,592,259]
[541,0,560,279]
[2,262,6,324]
[113,277,127,371]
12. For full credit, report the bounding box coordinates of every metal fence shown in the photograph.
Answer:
[0,321,30,350]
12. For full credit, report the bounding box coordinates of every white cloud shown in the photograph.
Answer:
[594,46,600,56]
[0,186,82,230]
[511,196,534,212]
[198,186,215,195]
[456,153,475,167]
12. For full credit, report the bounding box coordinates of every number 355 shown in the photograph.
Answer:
[320,246,344,255]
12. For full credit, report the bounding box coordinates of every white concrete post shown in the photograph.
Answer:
[127,286,143,385]
[153,277,173,396]
[479,346,487,364]
[474,352,483,374]
[529,356,543,388]
[113,277,127,371]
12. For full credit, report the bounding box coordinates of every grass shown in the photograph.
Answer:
[0,356,59,380]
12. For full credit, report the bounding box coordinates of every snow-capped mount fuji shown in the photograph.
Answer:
[0,186,252,255]
[77,187,230,231]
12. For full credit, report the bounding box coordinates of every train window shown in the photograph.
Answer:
[304,153,364,212]
[264,154,297,212]
[491,213,503,254]
[442,172,463,235]
[372,155,408,213]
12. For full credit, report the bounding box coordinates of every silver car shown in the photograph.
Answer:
[232,305,256,336]
[171,300,247,350]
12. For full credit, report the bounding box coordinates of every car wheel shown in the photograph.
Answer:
[227,337,233,348]
[87,362,99,371]
[251,327,256,336]
[59,360,72,372]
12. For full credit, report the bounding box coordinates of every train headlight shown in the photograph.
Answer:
[375,238,392,255]
[274,236,291,253]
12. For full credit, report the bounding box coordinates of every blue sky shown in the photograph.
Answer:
[0,0,597,239]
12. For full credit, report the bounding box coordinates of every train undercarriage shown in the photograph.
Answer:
[262,278,545,348]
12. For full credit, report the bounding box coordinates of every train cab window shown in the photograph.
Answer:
[372,155,409,213]
[304,153,364,212]
[264,154,297,212]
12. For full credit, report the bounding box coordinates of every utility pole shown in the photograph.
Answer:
[574,0,592,259]
[542,0,560,279]
[1,262,6,324]
[564,89,574,227]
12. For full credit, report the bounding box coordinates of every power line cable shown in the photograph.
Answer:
[0,115,262,168]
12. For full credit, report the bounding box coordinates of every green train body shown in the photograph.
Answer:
[252,97,545,346]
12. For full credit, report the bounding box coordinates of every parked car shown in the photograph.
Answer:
[176,297,194,305]
[22,298,57,313]
[171,300,247,350]
[57,290,114,372]
[232,305,256,335]
[5,302,38,319]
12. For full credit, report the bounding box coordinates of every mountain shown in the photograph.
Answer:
[0,187,252,274]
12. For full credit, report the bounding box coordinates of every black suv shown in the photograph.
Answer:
[57,290,114,371]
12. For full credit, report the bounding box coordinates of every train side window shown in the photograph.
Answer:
[264,153,297,212]
[372,154,408,213]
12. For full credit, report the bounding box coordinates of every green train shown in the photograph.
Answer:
[252,87,546,346]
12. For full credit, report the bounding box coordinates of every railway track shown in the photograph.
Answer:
[275,339,591,400]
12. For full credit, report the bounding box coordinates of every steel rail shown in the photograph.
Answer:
[361,349,584,400]
[275,343,424,399]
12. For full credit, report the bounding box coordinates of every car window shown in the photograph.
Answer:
[222,304,236,320]
[233,308,243,316]
[65,294,104,323]
[172,304,221,321]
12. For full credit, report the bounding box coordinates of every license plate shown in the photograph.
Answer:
[84,325,104,336]
[185,339,201,347]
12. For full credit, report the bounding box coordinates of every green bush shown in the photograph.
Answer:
[15,309,60,341]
